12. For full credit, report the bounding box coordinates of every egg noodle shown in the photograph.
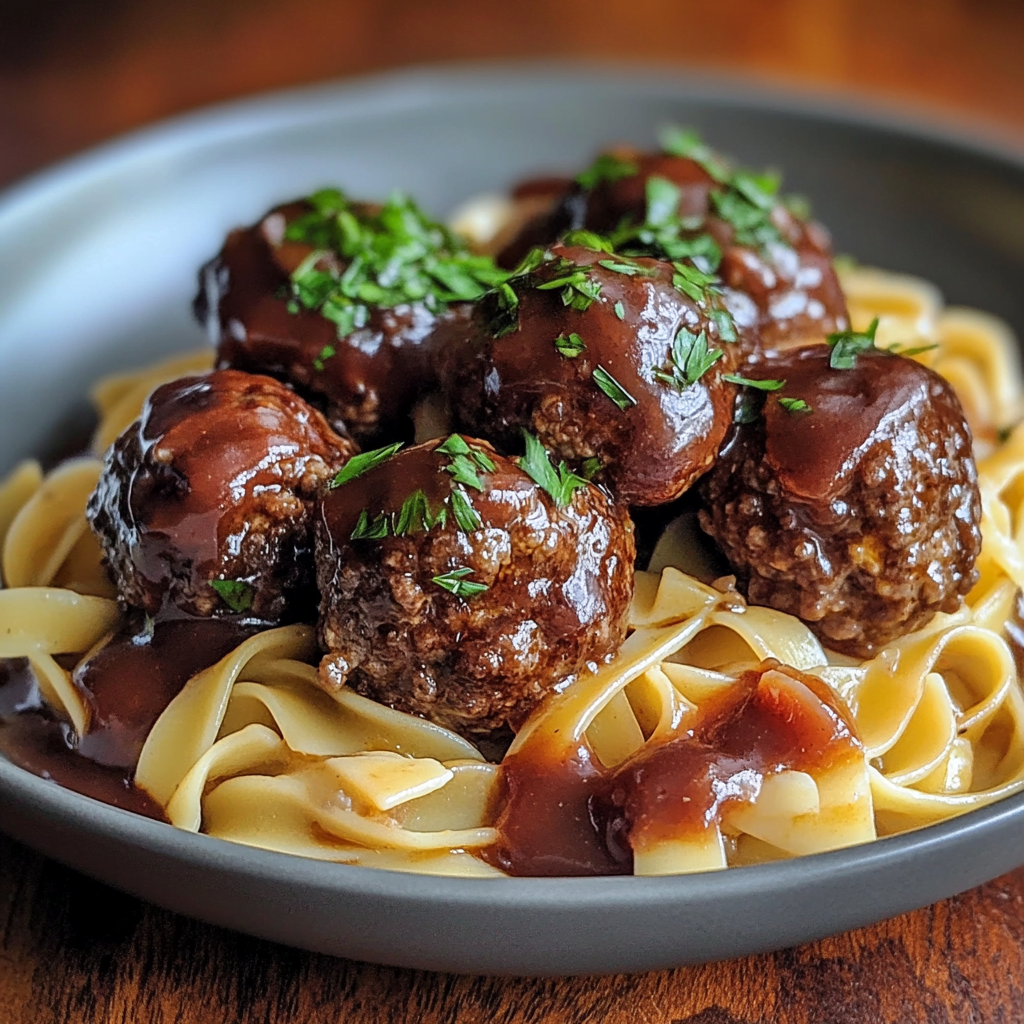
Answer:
[2,266,1024,877]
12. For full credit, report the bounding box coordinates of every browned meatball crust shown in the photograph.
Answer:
[315,435,635,738]
[87,369,355,622]
[195,196,475,441]
[698,347,982,657]
[498,146,849,351]
[435,243,743,507]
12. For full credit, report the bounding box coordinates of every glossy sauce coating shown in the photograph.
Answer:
[73,614,254,768]
[0,658,164,818]
[699,347,982,656]
[316,436,635,737]
[87,369,354,623]
[197,201,466,440]
[487,660,861,876]
[436,244,740,506]
[498,150,849,350]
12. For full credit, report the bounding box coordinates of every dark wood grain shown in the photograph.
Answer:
[4,1,1024,1020]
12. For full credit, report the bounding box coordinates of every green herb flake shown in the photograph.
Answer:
[576,153,639,190]
[350,510,389,541]
[330,442,403,488]
[443,454,484,492]
[645,176,683,229]
[888,342,940,358]
[778,397,813,414]
[592,365,638,410]
[827,317,880,370]
[581,457,603,480]
[449,486,483,533]
[563,229,614,252]
[517,431,590,507]
[708,307,737,343]
[613,301,626,321]
[394,490,446,536]
[208,579,254,613]
[281,189,507,339]
[432,567,489,600]
[312,344,336,372]
[670,261,719,305]
[653,327,723,391]
[658,126,731,182]
[555,332,587,358]
[722,374,786,391]
[597,258,656,278]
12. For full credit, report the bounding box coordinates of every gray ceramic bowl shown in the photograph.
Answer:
[2,65,1024,976]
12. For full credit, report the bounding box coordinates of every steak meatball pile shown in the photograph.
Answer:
[316,435,635,736]
[698,345,982,657]
[87,369,355,623]
[83,128,986,749]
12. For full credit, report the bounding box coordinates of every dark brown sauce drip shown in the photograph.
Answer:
[488,661,861,876]
[74,613,255,768]
[0,659,165,819]
[762,347,932,502]
[483,742,628,877]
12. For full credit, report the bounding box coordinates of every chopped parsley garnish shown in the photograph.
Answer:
[563,229,614,252]
[330,442,403,488]
[394,490,447,535]
[592,365,638,410]
[313,344,336,372]
[670,261,719,304]
[827,317,880,369]
[597,258,656,278]
[658,126,730,182]
[518,431,590,507]
[653,327,723,391]
[659,126,787,249]
[437,434,494,491]
[613,301,626,321]
[708,307,737,343]
[575,153,639,190]
[350,510,390,540]
[449,487,483,532]
[555,332,586,358]
[778,397,813,414]
[722,374,786,391]
[888,342,939,357]
[581,457,603,480]
[282,189,508,338]
[432,567,489,599]
[535,264,603,311]
[645,176,682,229]
[208,579,254,613]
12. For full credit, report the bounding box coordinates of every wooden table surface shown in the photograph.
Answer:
[4,2,1024,1021]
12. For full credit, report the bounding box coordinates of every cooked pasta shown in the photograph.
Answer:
[1,266,1023,877]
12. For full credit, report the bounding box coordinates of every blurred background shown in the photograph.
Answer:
[2,0,1024,189]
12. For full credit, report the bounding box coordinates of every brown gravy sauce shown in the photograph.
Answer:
[487,660,861,876]
[0,614,255,816]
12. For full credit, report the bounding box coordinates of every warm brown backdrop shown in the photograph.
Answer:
[4,2,1024,1022]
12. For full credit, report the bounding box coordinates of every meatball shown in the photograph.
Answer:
[88,369,355,623]
[498,144,849,350]
[435,243,743,506]
[195,191,481,441]
[315,434,635,737]
[698,346,982,656]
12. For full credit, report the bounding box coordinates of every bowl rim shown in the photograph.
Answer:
[3,59,1024,916]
